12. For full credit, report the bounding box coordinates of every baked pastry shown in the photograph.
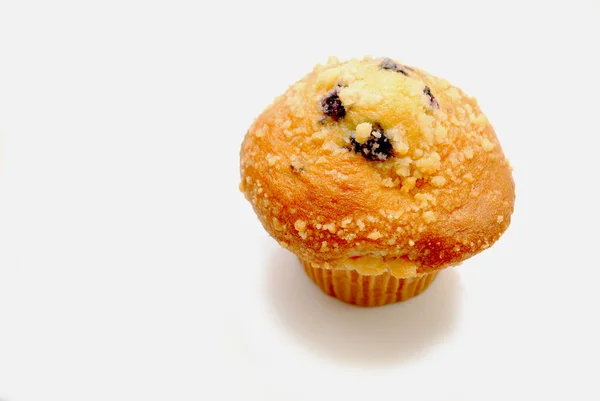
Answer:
[239,56,514,306]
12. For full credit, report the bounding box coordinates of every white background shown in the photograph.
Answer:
[0,0,599,400]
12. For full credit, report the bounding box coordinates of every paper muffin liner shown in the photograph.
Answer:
[300,259,438,307]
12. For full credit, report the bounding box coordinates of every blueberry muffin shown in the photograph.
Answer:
[240,56,514,306]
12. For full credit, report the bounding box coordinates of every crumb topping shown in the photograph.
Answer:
[354,122,372,144]
[240,56,514,275]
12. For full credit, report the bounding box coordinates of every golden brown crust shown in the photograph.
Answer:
[240,56,514,277]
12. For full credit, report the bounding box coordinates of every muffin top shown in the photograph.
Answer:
[240,56,514,277]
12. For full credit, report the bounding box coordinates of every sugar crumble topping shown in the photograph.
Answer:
[240,56,513,274]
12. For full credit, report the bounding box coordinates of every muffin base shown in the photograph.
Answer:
[300,259,438,307]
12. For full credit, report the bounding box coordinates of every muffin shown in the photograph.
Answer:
[239,56,514,306]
